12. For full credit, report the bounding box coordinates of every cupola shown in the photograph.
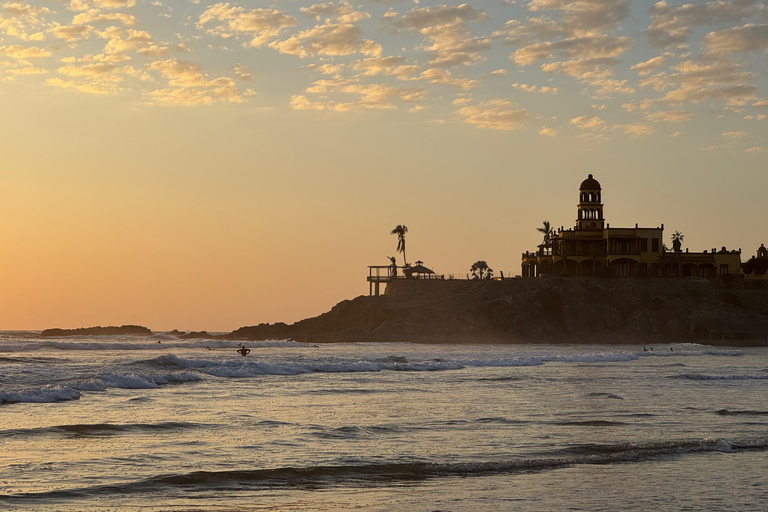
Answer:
[576,174,604,230]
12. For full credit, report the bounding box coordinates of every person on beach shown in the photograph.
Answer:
[237,346,250,357]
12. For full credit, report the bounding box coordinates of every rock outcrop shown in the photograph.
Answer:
[228,277,768,345]
[41,325,152,337]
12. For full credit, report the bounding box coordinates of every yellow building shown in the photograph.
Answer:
[522,175,743,278]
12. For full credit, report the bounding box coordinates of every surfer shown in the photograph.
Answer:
[237,346,250,357]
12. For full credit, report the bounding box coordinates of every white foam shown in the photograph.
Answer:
[73,372,203,391]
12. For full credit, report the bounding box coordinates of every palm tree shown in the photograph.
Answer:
[391,225,408,267]
[470,260,493,280]
[671,231,684,277]
[537,220,554,253]
[388,256,397,278]
[671,231,684,253]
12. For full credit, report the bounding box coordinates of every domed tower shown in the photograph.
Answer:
[577,174,604,230]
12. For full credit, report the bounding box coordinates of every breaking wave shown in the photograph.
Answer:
[4,436,766,502]
[1,372,202,404]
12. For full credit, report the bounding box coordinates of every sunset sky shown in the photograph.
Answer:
[1,0,767,331]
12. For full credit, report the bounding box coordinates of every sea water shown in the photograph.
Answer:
[1,333,767,511]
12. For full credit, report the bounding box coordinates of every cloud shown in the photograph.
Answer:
[269,21,381,57]
[570,115,605,130]
[198,3,296,47]
[512,82,558,94]
[646,0,763,48]
[0,44,51,59]
[512,35,630,66]
[52,23,94,41]
[702,24,768,53]
[646,1,690,48]
[614,123,654,136]
[538,126,557,136]
[456,100,529,130]
[660,57,757,105]
[745,146,766,152]
[292,77,426,110]
[68,0,136,11]
[234,63,250,81]
[646,110,693,123]
[721,130,746,138]
[351,55,405,76]
[46,77,118,94]
[72,10,136,26]
[148,59,246,104]
[395,4,490,68]
[420,67,478,89]
[630,52,672,75]
[300,1,369,23]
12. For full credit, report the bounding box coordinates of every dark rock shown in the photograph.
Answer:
[41,325,152,337]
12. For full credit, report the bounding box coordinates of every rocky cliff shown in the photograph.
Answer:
[228,277,768,345]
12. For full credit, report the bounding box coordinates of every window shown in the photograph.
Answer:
[720,264,729,276]
[652,238,659,252]
[640,238,648,252]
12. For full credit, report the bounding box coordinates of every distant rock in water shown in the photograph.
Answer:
[40,325,152,337]
[179,331,212,339]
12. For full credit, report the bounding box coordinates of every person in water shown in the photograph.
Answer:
[237,346,250,357]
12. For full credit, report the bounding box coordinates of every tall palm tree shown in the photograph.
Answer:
[391,225,408,267]
[470,260,493,280]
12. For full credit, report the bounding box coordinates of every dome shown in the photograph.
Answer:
[579,174,601,190]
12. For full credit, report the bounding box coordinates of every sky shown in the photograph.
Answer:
[1,0,767,331]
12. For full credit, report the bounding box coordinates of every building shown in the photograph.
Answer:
[521,175,743,278]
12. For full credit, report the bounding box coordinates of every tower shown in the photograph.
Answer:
[576,174,604,230]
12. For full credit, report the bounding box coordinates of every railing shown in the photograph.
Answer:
[367,266,444,282]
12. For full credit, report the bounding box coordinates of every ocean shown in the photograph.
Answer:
[1,332,767,511]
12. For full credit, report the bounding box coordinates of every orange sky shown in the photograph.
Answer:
[1,0,767,331]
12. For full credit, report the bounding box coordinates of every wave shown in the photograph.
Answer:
[4,436,766,502]
[716,409,768,416]
[71,371,202,391]
[640,349,743,357]
[588,392,624,399]
[0,386,81,404]
[669,374,768,381]
[552,420,626,426]
[0,421,201,439]
[1,371,202,405]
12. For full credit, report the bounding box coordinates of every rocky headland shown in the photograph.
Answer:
[227,278,768,346]
[41,325,153,337]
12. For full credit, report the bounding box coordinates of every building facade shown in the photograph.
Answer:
[521,175,743,278]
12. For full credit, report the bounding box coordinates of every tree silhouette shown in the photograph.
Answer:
[391,225,408,267]
[671,231,684,253]
[671,231,684,277]
[470,260,493,280]
[537,220,554,251]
